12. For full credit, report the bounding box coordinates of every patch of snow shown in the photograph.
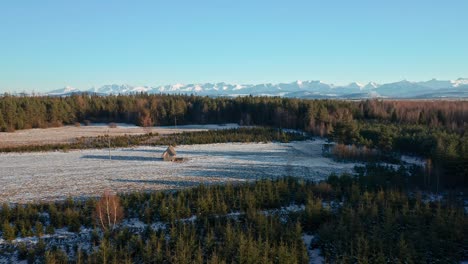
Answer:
[309,248,325,264]
[378,162,401,170]
[180,215,197,222]
[262,204,305,215]
[150,222,166,230]
[122,218,146,229]
[12,237,38,244]
[401,155,426,167]
[452,78,468,87]
[321,201,342,212]
[302,234,324,264]
[118,219,168,232]
[226,212,242,218]
[423,194,443,203]
[131,86,151,93]
[261,204,306,223]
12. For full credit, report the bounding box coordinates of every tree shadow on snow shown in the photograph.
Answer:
[120,148,165,154]
[120,149,289,160]
[81,154,159,162]
[109,178,208,187]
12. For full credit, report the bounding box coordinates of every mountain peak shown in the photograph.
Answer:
[63,86,76,92]
[347,82,365,88]
[363,82,380,89]
[44,78,467,99]
[452,78,468,87]
[47,86,79,95]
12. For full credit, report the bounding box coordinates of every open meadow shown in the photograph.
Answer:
[0,123,239,148]
[0,140,357,204]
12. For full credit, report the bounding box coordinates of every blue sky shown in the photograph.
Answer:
[1,0,467,92]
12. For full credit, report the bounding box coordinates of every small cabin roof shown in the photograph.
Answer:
[165,146,176,156]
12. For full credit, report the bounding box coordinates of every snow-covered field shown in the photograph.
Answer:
[0,123,240,147]
[0,140,358,204]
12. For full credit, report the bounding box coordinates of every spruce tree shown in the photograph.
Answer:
[0,110,6,132]
[35,221,44,237]
[2,221,15,241]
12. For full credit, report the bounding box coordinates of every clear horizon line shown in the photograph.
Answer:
[2,77,468,93]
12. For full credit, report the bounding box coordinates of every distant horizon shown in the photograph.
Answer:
[1,77,467,97]
[2,75,468,94]
[1,1,467,92]
[0,77,466,94]
[6,76,468,94]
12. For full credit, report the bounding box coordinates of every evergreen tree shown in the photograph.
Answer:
[2,221,15,241]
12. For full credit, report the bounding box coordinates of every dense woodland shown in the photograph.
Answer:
[0,94,466,134]
[0,170,465,263]
[0,94,466,189]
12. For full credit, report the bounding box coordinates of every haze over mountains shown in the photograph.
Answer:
[45,78,468,99]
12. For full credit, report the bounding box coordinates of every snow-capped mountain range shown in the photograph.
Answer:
[45,78,468,99]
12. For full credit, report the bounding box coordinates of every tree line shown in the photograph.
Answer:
[0,94,466,133]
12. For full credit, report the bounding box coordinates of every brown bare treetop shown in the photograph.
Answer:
[95,190,124,232]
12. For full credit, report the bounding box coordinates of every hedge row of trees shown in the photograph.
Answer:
[1,172,465,263]
[150,128,306,146]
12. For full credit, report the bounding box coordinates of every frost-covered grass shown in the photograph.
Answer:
[0,123,240,148]
[0,140,358,204]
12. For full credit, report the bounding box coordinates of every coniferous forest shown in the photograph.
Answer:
[0,173,465,263]
[0,94,467,263]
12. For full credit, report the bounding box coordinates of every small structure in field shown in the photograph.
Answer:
[161,146,187,162]
[162,146,176,161]
[160,146,177,161]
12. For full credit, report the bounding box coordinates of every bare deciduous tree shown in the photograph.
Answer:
[95,190,124,231]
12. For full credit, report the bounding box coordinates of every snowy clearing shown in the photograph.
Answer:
[0,140,358,203]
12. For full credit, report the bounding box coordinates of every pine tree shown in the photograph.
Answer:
[46,225,55,235]
[98,237,110,264]
[35,221,44,237]
[0,203,10,223]
[2,221,15,241]
[0,110,6,132]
